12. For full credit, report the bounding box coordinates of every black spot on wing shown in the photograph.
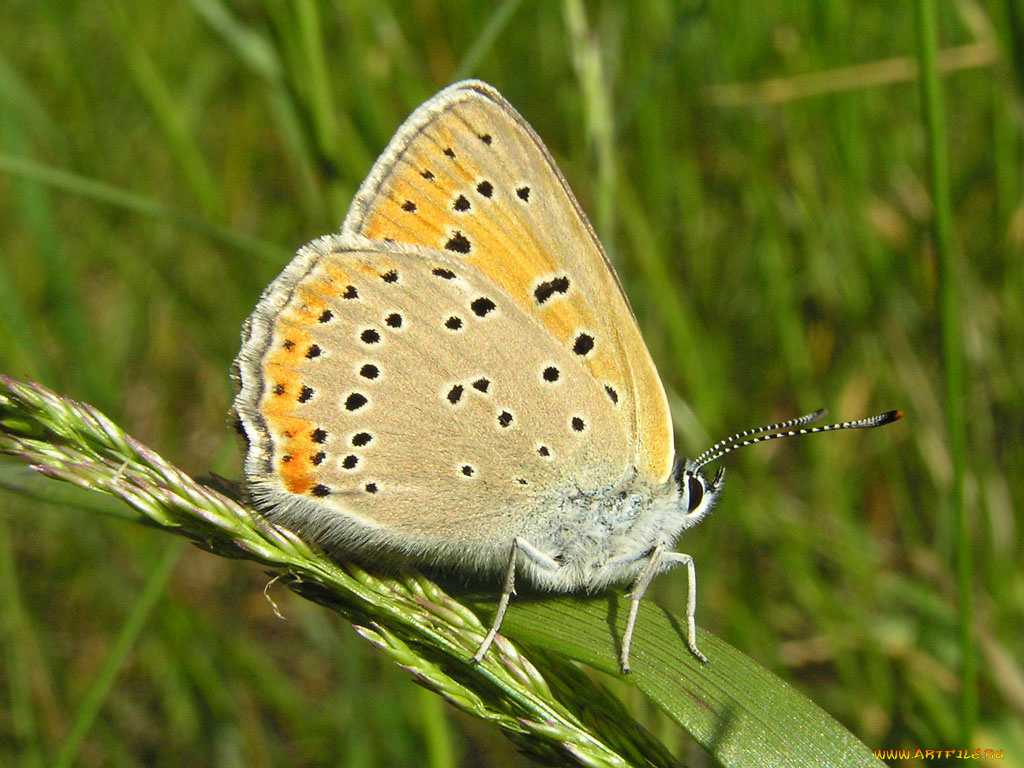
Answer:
[345,393,368,411]
[572,333,595,356]
[534,276,569,304]
[445,231,471,254]
[471,297,496,317]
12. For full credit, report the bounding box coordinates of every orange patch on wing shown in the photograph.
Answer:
[533,298,630,395]
[257,320,320,496]
[351,258,389,280]
[265,326,312,365]
[428,124,476,185]
[278,466,312,495]
[364,153,459,245]
[474,249,543,295]
[373,210,441,247]
[287,288,328,324]
[260,364,301,412]
[316,274,343,297]
[389,163,452,207]
[320,262,358,291]
[264,413,315,495]
[535,299,587,341]
[583,351,628,410]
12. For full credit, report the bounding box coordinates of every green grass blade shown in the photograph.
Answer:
[563,0,616,247]
[913,0,975,742]
[0,464,143,520]
[105,3,224,219]
[0,153,289,265]
[0,50,61,148]
[0,253,53,384]
[52,539,186,768]
[0,103,111,407]
[186,0,328,222]
[454,0,527,80]
[416,686,457,768]
[0,517,46,768]
[494,596,884,768]
[188,0,282,79]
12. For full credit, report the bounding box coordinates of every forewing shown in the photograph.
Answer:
[342,81,674,482]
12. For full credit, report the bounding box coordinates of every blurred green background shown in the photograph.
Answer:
[1,0,1021,765]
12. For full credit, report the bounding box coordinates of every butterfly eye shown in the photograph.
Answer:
[687,475,705,513]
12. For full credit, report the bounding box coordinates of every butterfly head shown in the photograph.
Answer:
[672,460,725,530]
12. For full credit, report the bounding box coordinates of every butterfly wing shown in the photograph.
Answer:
[232,235,632,564]
[342,81,674,483]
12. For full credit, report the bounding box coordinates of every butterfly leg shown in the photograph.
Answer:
[473,538,561,664]
[658,550,707,666]
[620,546,707,672]
[621,543,664,673]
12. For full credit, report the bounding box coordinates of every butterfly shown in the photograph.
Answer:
[231,80,901,672]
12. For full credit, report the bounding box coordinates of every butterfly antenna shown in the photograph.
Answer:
[691,409,828,468]
[693,410,903,472]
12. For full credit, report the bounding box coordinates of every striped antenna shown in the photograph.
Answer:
[691,409,828,468]
[693,410,903,472]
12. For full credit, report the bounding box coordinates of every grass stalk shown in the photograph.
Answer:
[454,0,527,80]
[0,517,45,768]
[53,539,187,768]
[913,0,976,741]
[0,154,289,265]
[105,3,224,219]
[562,0,616,249]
